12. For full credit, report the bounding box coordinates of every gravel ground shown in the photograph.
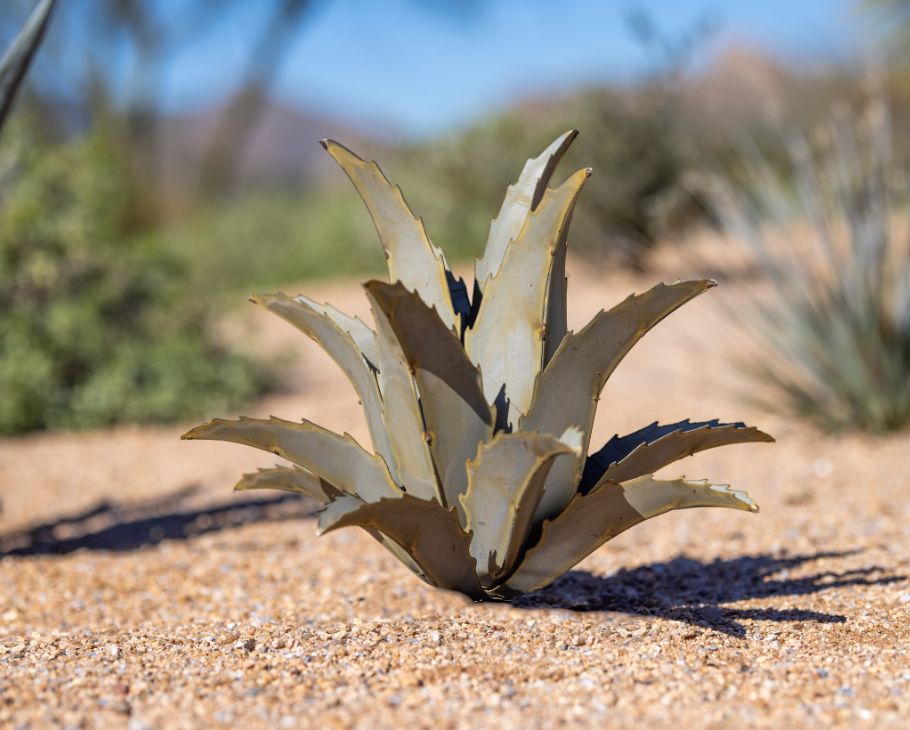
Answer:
[1,256,908,729]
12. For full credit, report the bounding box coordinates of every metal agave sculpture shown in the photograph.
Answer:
[183,132,773,599]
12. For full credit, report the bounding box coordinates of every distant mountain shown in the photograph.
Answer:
[156,99,393,192]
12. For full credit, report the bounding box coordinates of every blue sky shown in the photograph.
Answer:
[138,1,867,136]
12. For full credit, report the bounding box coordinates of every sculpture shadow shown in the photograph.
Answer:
[0,485,318,557]
[512,551,905,637]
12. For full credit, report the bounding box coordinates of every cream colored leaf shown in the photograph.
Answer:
[475,130,578,287]
[522,280,716,524]
[181,417,401,502]
[234,465,340,503]
[318,494,484,599]
[465,168,591,424]
[365,280,494,518]
[295,294,379,368]
[459,428,582,587]
[321,139,457,332]
[500,475,757,596]
[365,286,442,503]
[250,293,395,472]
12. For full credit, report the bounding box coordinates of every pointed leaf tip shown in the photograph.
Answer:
[180,421,216,440]
[467,166,591,421]
[581,419,776,491]
[324,139,457,331]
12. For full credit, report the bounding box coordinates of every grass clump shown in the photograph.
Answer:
[709,94,910,433]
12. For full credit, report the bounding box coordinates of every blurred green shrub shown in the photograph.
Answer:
[161,187,387,298]
[395,87,706,270]
[0,127,271,434]
[158,70,910,289]
[707,96,910,432]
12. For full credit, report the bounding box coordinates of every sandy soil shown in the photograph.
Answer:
[1,254,908,729]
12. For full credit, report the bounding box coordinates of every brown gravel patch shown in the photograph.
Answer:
[1,257,908,728]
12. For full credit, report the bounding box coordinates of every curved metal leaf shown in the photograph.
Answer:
[465,168,591,424]
[237,468,429,582]
[459,428,582,587]
[500,475,758,596]
[318,494,484,599]
[475,130,578,287]
[521,280,716,524]
[296,294,379,369]
[581,419,775,490]
[250,293,395,471]
[0,0,55,135]
[321,139,458,332]
[181,417,401,502]
[365,280,494,517]
[365,286,442,503]
[234,465,341,503]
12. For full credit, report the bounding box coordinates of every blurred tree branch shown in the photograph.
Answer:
[196,0,315,198]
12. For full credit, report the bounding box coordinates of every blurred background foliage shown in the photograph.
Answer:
[0,121,271,434]
[0,0,908,434]
[704,91,910,433]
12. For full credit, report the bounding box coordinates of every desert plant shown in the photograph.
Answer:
[706,97,910,432]
[184,132,773,599]
[0,0,55,136]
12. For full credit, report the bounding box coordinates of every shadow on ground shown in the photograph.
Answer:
[512,551,905,637]
[0,485,317,556]
[4,495,904,638]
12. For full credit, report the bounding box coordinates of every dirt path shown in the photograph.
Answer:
[1,257,908,728]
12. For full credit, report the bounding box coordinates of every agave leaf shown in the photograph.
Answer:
[250,293,396,472]
[237,468,429,582]
[365,280,494,516]
[459,428,582,587]
[475,130,578,287]
[234,465,341,503]
[366,525,434,585]
[500,475,758,596]
[581,419,775,490]
[365,286,442,503]
[477,132,579,360]
[313,493,431,584]
[521,280,716,523]
[296,294,379,368]
[319,494,484,598]
[0,0,55,135]
[181,417,401,502]
[321,139,458,332]
[465,168,591,423]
